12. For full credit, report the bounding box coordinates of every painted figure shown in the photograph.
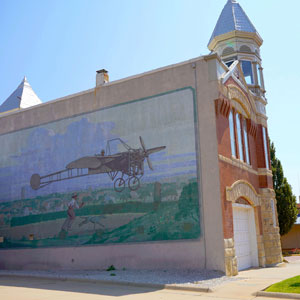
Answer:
[61,193,84,232]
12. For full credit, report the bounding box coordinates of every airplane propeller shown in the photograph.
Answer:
[147,157,153,171]
[140,136,153,170]
[139,136,165,171]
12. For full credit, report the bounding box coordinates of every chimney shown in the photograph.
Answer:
[96,69,109,86]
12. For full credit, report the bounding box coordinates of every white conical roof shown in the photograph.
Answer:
[0,77,42,113]
[208,0,259,46]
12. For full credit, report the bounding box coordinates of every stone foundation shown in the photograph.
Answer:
[260,188,283,266]
[224,238,238,276]
[256,234,266,267]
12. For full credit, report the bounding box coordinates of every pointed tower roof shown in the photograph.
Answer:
[208,0,262,48]
[0,77,42,114]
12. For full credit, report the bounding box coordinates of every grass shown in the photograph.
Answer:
[266,276,300,294]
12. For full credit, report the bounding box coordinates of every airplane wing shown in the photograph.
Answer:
[66,155,121,169]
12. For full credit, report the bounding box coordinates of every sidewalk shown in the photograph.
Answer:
[0,259,299,299]
[284,255,300,263]
[212,259,300,299]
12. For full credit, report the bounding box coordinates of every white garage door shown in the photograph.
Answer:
[233,204,258,271]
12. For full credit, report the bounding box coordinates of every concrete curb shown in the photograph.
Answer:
[0,273,212,293]
[256,291,300,299]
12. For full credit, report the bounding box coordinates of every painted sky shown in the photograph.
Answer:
[0,0,299,198]
[0,89,197,202]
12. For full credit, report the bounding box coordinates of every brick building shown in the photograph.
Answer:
[208,0,282,274]
[0,0,282,275]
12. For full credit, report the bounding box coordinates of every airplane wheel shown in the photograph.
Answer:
[128,176,140,191]
[30,173,41,190]
[114,178,125,192]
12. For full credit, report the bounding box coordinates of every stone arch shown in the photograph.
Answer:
[239,45,251,53]
[226,180,260,206]
[222,47,235,56]
[236,197,251,205]
[230,99,249,118]
[227,84,257,120]
[228,85,251,117]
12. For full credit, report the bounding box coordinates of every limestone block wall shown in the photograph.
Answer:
[260,188,282,265]
[256,234,266,267]
[224,238,238,276]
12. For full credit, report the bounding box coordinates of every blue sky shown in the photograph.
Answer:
[0,0,299,198]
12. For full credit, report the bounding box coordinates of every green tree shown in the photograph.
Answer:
[270,141,298,235]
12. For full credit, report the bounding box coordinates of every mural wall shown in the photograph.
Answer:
[0,87,201,248]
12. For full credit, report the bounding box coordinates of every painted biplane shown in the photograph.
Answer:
[30,136,166,192]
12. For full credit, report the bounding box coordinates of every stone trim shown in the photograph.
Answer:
[257,168,273,177]
[259,187,276,197]
[256,234,266,267]
[231,99,248,118]
[226,180,260,206]
[224,238,238,276]
[208,30,263,51]
[256,115,268,127]
[218,154,257,175]
[259,188,283,266]
[228,85,251,118]
[254,95,267,106]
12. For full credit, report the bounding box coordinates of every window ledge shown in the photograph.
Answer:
[257,168,272,177]
[231,156,251,167]
[219,154,256,175]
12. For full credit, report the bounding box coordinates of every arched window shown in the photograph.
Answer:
[239,45,251,53]
[222,47,234,56]
[243,119,250,164]
[262,127,269,169]
[228,110,251,165]
[236,114,244,162]
[229,110,236,157]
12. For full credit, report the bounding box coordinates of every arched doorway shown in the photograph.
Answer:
[232,199,259,270]
[226,181,260,271]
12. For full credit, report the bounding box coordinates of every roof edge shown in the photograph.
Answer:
[208,30,263,51]
[0,56,206,119]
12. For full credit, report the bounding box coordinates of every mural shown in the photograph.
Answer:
[30,136,166,192]
[0,87,201,248]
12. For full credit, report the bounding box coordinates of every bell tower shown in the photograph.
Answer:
[209,1,283,271]
[208,0,266,113]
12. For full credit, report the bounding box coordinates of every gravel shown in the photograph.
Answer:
[0,268,240,289]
